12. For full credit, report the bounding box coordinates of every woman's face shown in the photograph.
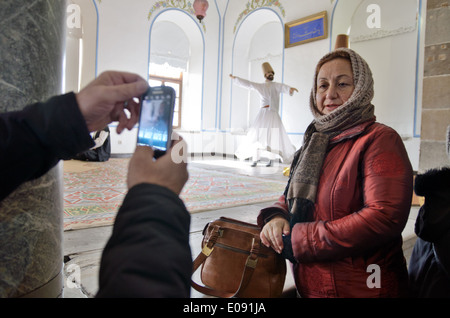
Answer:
[316,58,355,115]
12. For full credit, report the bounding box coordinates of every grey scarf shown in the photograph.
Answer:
[286,48,376,224]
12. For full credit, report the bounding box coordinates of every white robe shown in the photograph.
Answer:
[232,76,296,163]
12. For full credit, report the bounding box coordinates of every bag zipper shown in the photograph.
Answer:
[219,217,259,230]
[215,242,268,258]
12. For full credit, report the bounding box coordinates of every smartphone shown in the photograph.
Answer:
[137,86,175,158]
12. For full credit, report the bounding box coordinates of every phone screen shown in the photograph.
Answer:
[137,87,174,152]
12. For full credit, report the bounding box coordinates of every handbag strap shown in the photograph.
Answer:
[191,225,261,298]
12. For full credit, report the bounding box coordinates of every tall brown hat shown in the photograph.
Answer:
[335,34,349,50]
[262,62,274,76]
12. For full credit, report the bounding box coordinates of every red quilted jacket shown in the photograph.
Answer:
[258,122,413,297]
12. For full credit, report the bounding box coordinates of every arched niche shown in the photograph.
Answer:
[331,0,422,138]
[230,9,284,130]
[149,9,204,130]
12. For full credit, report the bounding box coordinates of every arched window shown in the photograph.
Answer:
[149,10,204,131]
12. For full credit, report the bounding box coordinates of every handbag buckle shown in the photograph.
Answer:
[202,245,214,257]
[246,257,258,269]
[202,225,222,257]
[246,238,259,268]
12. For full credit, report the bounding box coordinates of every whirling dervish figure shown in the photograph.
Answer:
[230,62,297,166]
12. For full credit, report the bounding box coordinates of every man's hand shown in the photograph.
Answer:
[76,71,149,133]
[127,137,189,195]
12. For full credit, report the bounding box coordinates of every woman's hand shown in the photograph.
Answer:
[260,216,290,254]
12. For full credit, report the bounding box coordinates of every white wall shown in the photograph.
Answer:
[331,0,424,169]
[65,0,425,169]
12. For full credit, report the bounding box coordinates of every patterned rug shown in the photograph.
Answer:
[63,158,286,230]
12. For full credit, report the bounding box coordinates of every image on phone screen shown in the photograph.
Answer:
[137,89,173,151]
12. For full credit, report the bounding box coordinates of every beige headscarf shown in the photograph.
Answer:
[286,48,376,224]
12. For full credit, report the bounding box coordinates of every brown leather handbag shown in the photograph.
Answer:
[191,217,286,298]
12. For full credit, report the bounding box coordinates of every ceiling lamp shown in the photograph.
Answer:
[193,0,209,23]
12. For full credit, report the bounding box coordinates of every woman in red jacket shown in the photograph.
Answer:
[258,48,413,297]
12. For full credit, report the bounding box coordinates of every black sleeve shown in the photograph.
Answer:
[0,93,94,200]
[96,183,192,298]
[282,234,297,264]
[434,231,450,279]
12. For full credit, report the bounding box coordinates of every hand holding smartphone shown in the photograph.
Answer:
[137,86,176,158]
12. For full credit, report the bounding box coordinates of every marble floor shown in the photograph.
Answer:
[62,157,419,298]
